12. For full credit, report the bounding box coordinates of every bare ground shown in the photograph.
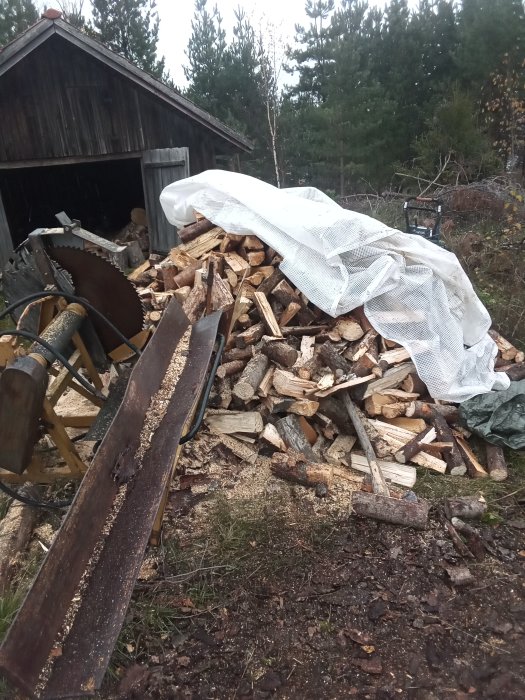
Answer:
[99,431,525,700]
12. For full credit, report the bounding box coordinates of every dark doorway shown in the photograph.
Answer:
[0,157,144,247]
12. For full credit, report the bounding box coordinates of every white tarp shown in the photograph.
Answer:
[160,170,509,402]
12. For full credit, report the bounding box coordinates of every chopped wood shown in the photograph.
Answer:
[485,443,508,481]
[350,330,378,362]
[206,411,263,434]
[456,436,488,479]
[224,251,251,273]
[273,369,317,399]
[319,340,352,374]
[236,322,265,348]
[315,374,374,398]
[253,291,282,337]
[405,401,459,423]
[218,376,232,409]
[225,269,238,288]
[287,399,320,417]
[394,426,436,464]
[261,339,298,368]
[378,389,419,401]
[276,415,317,461]
[364,393,392,417]
[401,373,427,395]
[128,259,151,282]
[247,250,266,266]
[243,235,264,250]
[216,360,246,379]
[298,335,316,365]
[515,350,525,363]
[381,402,409,420]
[148,310,162,323]
[378,347,410,365]
[222,346,255,363]
[281,324,328,337]
[181,228,223,257]
[489,329,518,360]
[261,424,286,450]
[383,417,427,433]
[182,283,206,323]
[341,393,390,497]
[171,260,202,289]
[179,217,215,243]
[213,432,259,464]
[256,267,284,295]
[363,363,416,399]
[444,495,487,520]
[349,453,416,488]
[232,354,270,401]
[369,420,447,473]
[279,301,302,326]
[334,316,364,341]
[317,397,349,430]
[352,306,374,332]
[351,491,429,529]
[258,367,275,397]
[298,416,318,445]
[429,409,467,476]
[325,434,357,466]
[450,517,485,561]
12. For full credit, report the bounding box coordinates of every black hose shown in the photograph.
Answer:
[0,480,72,509]
[0,291,142,358]
[0,329,105,400]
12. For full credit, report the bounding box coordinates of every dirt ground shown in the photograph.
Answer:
[100,431,525,700]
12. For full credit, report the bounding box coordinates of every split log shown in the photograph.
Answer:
[368,420,447,473]
[279,302,301,326]
[253,292,282,337]
[364,393,392,417]
[261,424,287,450]
[222,346,255,363]
[218,377,232,409]
[271,279,316,325]
[379,389,419,402]
[298,335,316,365]
[216,360,246,379]
[363,363,416,398]
[383,417,427,433]
[148,310,162,324]
[179,217,215,243]
[341,393,390,497]
[257,268,284,295]
[258,367,274,397]
[394,426,436,464]
[378,347,411,366]
[350,330,378,362]
[489,329,518,360]
[456,437,488,479]
[236,322,265,348]
[349,453,416,488]
[281,325,328,337]
[405,401,459,424]
[128,259,151,282]
[270,451,362,489]
[273,369,317,399]
[315,374,374,398]
[401,373,427,395]
[213,433,259,464]
[334,316,364,341]
[515,350,525,363]
[429,409,467,476]
[450,518,485,561]
[445,495,487,520]
[206,411,263,434]
[325,434,357,466]
[485,444,508,481]
[261,339,298,368]
[319,341,352,375]
[351,491,429,530]
[317,397,350,430]
[381,402,409,420]
[243,235,264,250]
[224,252,251,273]
[232,354,270,401]
[288,399,320,417]
[247,251,266,267]
[182,284,206,323]
[276,415,317,461]
[351,306,374,332]
[172,261,202,289]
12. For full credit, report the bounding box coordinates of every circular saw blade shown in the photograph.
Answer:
[48,246,146,354]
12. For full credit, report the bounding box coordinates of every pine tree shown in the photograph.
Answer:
[91,0,165,79]
[184,0,227,114]
[0,0,38,46]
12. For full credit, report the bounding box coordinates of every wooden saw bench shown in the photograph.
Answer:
[0,299,224,698]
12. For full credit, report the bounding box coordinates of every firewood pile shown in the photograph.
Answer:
[129,216,524,497]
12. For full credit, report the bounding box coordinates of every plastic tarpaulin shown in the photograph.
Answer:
[160,170,510,403]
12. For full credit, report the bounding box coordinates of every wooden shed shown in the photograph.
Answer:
[0,10,251,263]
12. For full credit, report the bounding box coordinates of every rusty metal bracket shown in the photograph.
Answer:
[0,300,222,698]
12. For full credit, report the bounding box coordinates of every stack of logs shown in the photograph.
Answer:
[129,216,521,494]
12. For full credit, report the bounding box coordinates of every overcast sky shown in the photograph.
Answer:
[157,0,419,88]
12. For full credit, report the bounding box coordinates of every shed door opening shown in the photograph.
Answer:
[0,157,144,248]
